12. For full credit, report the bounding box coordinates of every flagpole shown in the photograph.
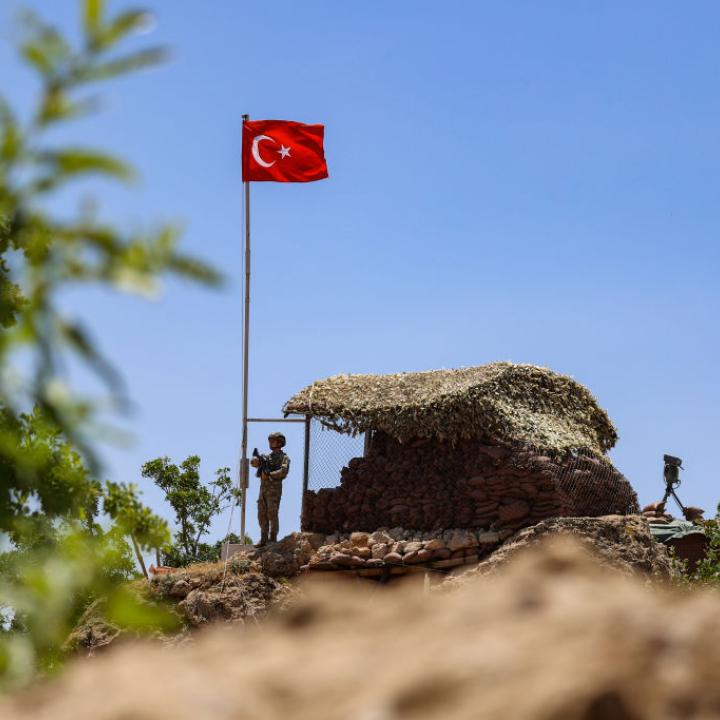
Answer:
[240,113,251,545]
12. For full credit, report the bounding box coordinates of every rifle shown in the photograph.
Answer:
[252,448,271,479]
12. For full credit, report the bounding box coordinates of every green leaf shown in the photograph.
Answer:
[35,148,135,183]
[167,254,224,286]
[105,586,179,633]
[37,89,100,127]
[83,0,104,39]
[76,47,168,83]
[18,13,72,79]
[97,10,154,49]
[0,98,22,164]
[58,320,125,395]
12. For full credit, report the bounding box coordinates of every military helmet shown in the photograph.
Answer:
[268,431,286,447]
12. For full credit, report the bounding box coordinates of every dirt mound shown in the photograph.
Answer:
[447,514,678,585]
[67,556,297,655]
[5,537,719,720]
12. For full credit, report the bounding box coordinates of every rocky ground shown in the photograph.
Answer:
[4,536,719,720]
[446,514,678,584]
[300,514,677,580]
[67,515,677,656]
[67,555,299,655]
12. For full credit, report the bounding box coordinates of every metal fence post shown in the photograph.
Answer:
[363,430,371,457]
[301,414,311,528]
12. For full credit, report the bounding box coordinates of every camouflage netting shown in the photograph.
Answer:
[284,362,617,456]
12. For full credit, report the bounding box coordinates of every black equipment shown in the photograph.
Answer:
[661,454,687,515]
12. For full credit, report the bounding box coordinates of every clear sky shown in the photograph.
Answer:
[2,1,719,543]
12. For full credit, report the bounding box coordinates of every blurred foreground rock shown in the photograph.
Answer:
[5,537,720,720]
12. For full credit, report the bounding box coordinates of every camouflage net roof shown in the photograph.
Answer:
[284,362,618,456]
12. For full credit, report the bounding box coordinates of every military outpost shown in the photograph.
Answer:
[244,361,703,578]
[286,362,637,532]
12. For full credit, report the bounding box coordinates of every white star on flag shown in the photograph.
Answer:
[277,145,292,159]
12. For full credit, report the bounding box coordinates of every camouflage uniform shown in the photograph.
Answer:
[257,450,290,543]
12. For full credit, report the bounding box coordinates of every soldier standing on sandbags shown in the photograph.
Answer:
[251,432,290,546]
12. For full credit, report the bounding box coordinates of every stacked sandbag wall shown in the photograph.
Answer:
[301,433,638,534]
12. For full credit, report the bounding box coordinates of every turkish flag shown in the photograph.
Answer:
[242,120,328,182]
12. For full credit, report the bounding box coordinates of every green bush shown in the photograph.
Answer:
[0,0,219,687]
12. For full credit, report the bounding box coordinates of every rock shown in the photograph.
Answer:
[329,553,354,567]
[350,532,370,547]
[368,530,393,545]
[384,552,403,565]
[446,530,477,552]
[307,560,335,571]
[425,538,446,551]
[168,580,191,599]
[642,502,666,514]
[371,543,389,560]
[477,531,500,547]
[403,541,423,555]
[449,516,679,583]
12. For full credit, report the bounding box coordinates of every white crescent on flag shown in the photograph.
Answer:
[251,135,276,168]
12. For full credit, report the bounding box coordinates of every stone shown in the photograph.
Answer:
[330,553,353,567]
[384,552,403,565]
[403,541,423,555]
[350,532,370,547]
[371,543,389,560]
[368,530,393,545]
[307,560,336,570]
[425,538,445,551]
[446,530,477,552]
[168,580,190,599]
[477,531,501,546]
[352,546,371,559]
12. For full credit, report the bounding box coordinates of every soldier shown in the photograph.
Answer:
[251,431,290,546]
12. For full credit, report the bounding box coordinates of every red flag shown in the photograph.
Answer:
[242,120,328,182]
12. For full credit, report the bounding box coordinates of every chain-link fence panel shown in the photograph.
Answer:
[548,448,639,516]
[308,419,365,491]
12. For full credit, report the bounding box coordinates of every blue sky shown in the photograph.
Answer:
[2,1,719,542]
